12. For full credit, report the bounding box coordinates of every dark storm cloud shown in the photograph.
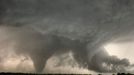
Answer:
[0,0,134,73]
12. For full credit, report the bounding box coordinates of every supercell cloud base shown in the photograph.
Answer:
[0,0,134,74]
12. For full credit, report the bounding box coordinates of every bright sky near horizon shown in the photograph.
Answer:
[105,42,134,64]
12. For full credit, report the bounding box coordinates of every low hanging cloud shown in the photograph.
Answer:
[0,0,134,73]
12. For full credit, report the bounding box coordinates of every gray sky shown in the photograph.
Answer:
[0,0,134,74]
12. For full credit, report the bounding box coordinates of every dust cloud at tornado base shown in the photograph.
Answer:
[0,0,134,73]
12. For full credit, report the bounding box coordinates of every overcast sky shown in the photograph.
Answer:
[0,0,134,74]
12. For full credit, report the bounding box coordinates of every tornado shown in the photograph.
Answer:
[0,0,134,73]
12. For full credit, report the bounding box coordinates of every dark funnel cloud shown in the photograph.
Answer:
[0,0,134,73]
